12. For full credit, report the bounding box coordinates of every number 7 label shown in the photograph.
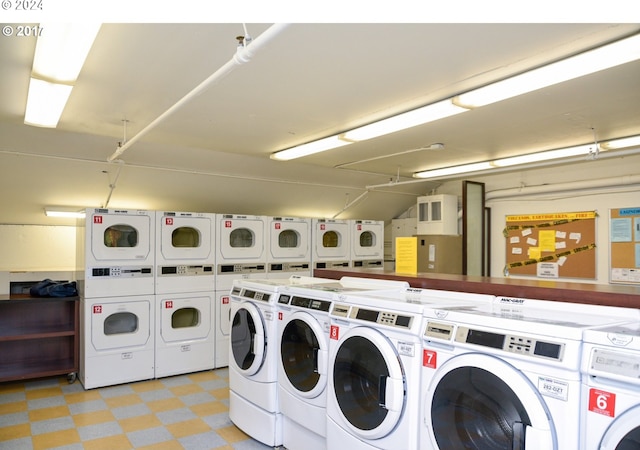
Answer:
[423,349,437,368]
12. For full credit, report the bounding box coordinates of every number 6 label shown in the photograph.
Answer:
[588,388,616,417]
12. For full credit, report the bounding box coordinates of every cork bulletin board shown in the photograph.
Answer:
[610,207,640,285]
[504,211,597,279]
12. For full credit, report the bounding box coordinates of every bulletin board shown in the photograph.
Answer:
[504,211,597,279]
[609,207,640,285]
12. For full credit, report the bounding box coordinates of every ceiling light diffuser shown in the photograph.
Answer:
[270,135,352,161]
[600,135,640,150]
[24,78,73,128]
[44,207,86,218]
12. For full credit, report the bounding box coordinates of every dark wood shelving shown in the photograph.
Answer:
[0,295,79,383]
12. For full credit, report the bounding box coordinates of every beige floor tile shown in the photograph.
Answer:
[1,400,27,414]
[189,400,228,417]
[64,389,102,404]
[169,383,203,397]
[72,410,116,427]
[166,417,211,438]
[28,405,70,422]
[104,393,143,409]
[81,434,133,450]
[0,423,31,441]
[118,413,163,433]
[32,428,80,450]
[216,424,250,444]
[131,379,166,393]
[210,387,229,400]
[25,386,63,400]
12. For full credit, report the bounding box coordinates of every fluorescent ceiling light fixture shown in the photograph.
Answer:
[342,100,467,141]
[24,78,73,127]
[491,144,594,167]
[32,23,101,83]
[270,135,352,161]
[25,23,101,128]
[414,161,494,179]
[600,135,640,150]
[454,33,640,108]
[44,207,86,218]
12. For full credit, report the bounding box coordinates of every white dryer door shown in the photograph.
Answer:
[314,222,349,259]
[158,214,213,261]
[89,211,152,262]
[279,311,328,399]
[351,221,383,259]
[423,352,555,450]
[90,299,152,351]
[268,218,310,260]
[158,295,212,343]
[230,302,266,376]
[331,326,405,440]
[600,404,640,449]
[217,216,265,261]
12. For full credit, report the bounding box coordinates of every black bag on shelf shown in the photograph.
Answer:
[29,279,78,298]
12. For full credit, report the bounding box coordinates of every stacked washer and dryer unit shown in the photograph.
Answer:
[154,211,216,379]
[420,296,640,450]
[77,208,156,389]
[215,214,268,369]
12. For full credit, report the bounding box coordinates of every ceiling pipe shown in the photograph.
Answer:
[486,174,640,201]
[107,23,290,162]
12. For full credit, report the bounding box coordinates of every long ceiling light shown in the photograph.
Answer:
[413,135,640,180]
[44,207,86,218]
[270,32,640,162]
[453,33,640,108]
[24,23,101,128]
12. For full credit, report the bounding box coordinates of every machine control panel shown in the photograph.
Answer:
[159,265,213,276]
[348,306,412,329]
[590,348,640,380]
[455,326,564,361]
[331,303,351,318]
[287,295,332,312]
[314,261,350,269]
[424,321,455,340]
[91,266,153,278]
[268,262,310,272]
[218,263,266,274]
[241,289,271,303]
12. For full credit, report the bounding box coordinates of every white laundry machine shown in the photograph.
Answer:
[420,297,639,450]
[79,295,155,389]
[228,276,335,447]
[154,291,214,379]
[266,216,312,279]
[580,320,640,449]
[215,214,267,368]
[76,208,155,298]
[276,278,412,450]
[350,219,384,268]
[155,211,215,294]
[311,218,351,270]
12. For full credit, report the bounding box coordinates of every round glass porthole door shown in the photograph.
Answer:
[280,313,327,398]
[332,327,405,439]
[600,405,640,449]
[424,353,555,450]
[230,304,266,376]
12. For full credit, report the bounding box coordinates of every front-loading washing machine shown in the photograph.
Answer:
[276,277,411,450]
[311,218,351,270]
[155,211,215,295]
[580,320,640,449]
[79,294,155,389]
[215,213,267,368]
[154,291,215,378]
[420,296,639,449]
[349,219,384,268]
[266,216,312,279]
[228,276,335,447]
[76,208,155,298]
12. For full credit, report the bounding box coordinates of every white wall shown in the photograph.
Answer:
[0,225,76,271]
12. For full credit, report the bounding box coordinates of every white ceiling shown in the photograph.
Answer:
[1,23,640,226]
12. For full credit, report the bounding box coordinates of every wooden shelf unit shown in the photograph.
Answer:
[0,295,79,383]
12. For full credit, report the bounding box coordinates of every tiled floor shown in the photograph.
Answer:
[0,369,273,450]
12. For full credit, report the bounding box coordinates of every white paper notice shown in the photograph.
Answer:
[512,247,523,255]
[510,236,520,244]
[556,231,566,239]
[570,232,581,243]
[526,237,537,246]
[555,241,566,249]
[522,228,533,237]
[558,256,567,266]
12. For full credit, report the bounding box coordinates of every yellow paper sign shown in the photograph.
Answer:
[395,237,417,274]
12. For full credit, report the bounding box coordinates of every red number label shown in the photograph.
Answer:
[222,296,230,305]
[225,220,232,228]
[165,218,173,225]
[93,216,103,224]
[588,388,616,417]
[93,305,102,314]
[330,325,339,340]
[275,223,281,229]
[278,312,283,320]
[165,301,173,309]
[423,349,437,368]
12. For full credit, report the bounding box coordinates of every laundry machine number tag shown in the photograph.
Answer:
[93,216,103,224]
[588,388,616,417]
[330,325,339,340]
[423,349,437,368]
[165,218,173,225]
[93,305,102,314]
[165,301,173,309]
